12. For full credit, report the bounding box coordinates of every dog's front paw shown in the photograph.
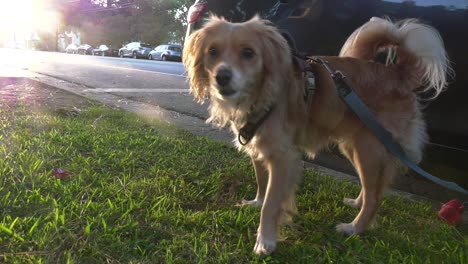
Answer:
[240,198,263,207]
[253,235,276,256]
[336,222,358,236]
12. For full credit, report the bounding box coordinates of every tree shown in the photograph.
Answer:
[61,0,192,46]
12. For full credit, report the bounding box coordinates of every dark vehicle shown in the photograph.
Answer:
[185,0,468,190]
[77,44,94,55]
[92,44,119,57]
[148,44,182,61]
[119,42,153,59]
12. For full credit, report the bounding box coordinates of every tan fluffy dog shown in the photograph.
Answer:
[183,16,451,255]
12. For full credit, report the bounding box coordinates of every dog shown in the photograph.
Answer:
[182,16,452,255]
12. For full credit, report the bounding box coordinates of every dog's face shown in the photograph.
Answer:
[183,16,293,106]
[201,22,264,101]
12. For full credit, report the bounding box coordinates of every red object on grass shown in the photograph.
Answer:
[53,167,69,179]
[438,200,464,225]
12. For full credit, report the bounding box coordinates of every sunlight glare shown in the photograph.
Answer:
[0,0,59,36]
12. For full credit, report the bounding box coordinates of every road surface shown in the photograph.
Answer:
[0,48,208,119]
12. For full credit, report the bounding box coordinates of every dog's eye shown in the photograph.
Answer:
[241,48,255,59]
[208,47,218,57]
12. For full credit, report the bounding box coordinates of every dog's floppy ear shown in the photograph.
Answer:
[257,18,292,76]
[183,28,210,103]
[250,17,294,104]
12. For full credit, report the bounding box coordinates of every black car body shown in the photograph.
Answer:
[119,42,153,59]
[148,44,183,61]
[77,44,94,55]
[185,0,468,190]
[92,44,119,57]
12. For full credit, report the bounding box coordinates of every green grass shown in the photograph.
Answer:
[0,102,467,263]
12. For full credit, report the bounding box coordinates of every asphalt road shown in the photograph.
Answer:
[0,48,209,119]
[1,48,186,86]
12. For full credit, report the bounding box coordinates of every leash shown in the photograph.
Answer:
[310,57,468,195]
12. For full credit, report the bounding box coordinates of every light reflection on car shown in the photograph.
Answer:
[65,44,78,54]
[92,45,119,57]
[77,44,94,55]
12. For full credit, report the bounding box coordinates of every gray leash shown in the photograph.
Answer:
[311,57,468,195]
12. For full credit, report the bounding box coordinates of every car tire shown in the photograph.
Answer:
[132,52,137,59]
[120,52,124,58]
[148,54,153,60]
[162,55,167,61]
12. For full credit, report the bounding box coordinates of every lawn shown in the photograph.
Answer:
[0,83,467,263]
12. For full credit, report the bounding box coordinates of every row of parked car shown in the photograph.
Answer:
[64,42,182,62]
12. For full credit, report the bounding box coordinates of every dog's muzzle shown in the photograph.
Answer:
[215,68,236,96]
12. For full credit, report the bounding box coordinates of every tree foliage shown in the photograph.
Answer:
[63,0,192,47]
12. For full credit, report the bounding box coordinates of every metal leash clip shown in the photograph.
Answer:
[311,57,346,80]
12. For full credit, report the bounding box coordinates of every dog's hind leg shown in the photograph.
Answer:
[242,157,268,207]
[339,143,363,209]
[336,134,394,235]
[254,150,302,255]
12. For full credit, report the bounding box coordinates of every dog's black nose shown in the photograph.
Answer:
[215,68,232,86]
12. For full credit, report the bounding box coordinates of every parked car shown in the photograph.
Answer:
[77,44,94,55]
[119,42,153,59]
[148,44,182,61]
[185,0,468,190]
[92,44,119,57]
[65,44,78,54]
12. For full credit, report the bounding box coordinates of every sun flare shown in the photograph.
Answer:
[0,0,60,38]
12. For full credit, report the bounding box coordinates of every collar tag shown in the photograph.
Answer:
[238,123,256,146]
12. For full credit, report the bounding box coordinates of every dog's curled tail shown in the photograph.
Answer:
[340,17,453,99]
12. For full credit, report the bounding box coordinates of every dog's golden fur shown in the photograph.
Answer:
[183,16,452,255]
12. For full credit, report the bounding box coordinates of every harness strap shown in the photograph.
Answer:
[293,53,316,100]
[311,57,468,195]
